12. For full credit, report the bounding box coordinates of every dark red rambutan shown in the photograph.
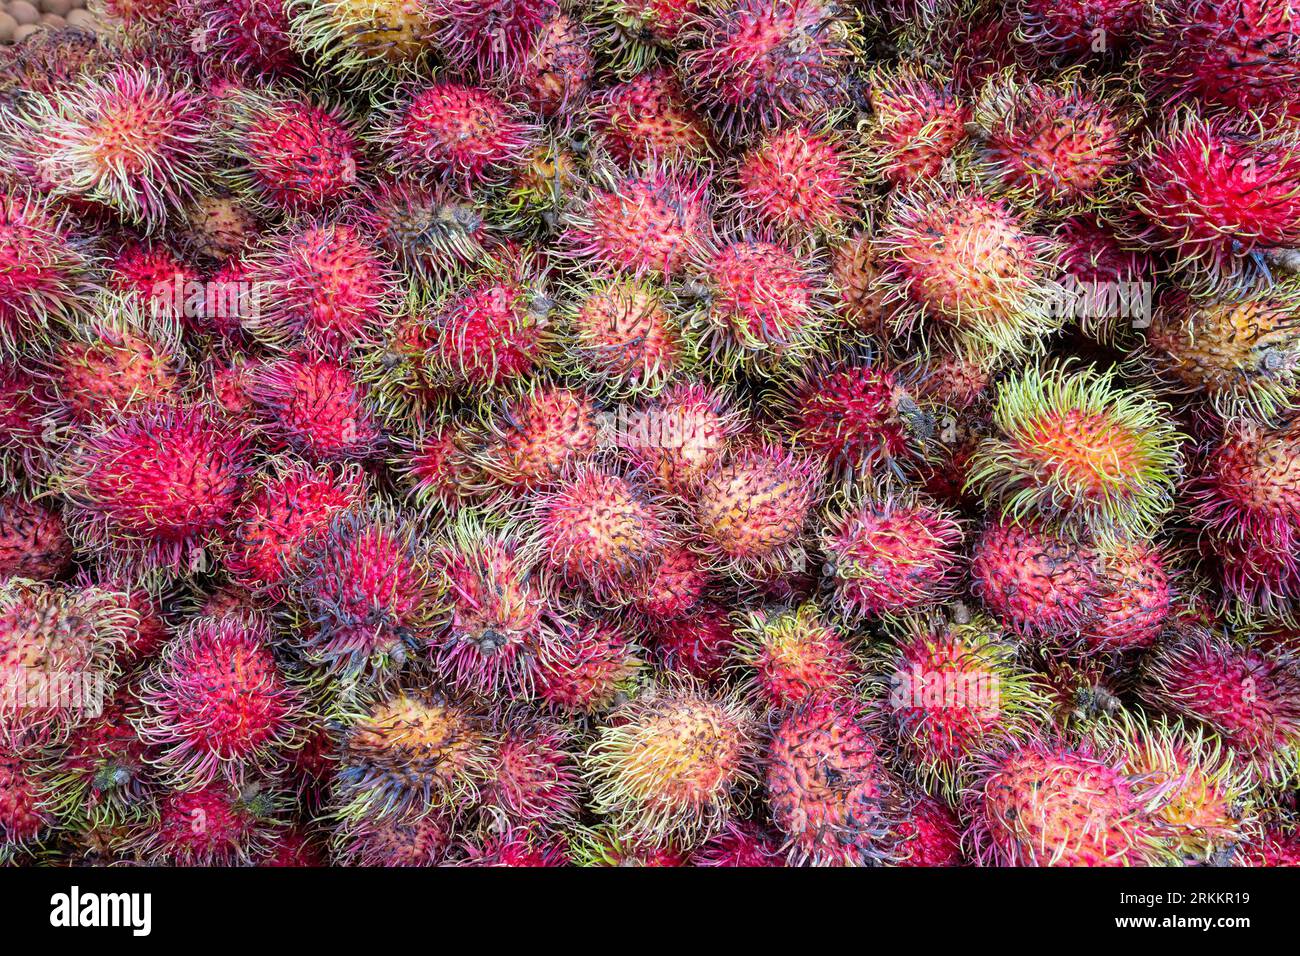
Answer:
[535,617,643,715]
[0,749,52,854]
[864,63,970,186]
[60,403,254,573]
[290,508,435,681]
[1146,0,1300,116]
[733,124,856,240]
[138,781,281,865]
[481,713,581,830]
[0,497,72,581]
[429,514,554,698]
[221,89,360,215]
[693,820,785,866]
[617,381,743,496]
[678,0,854,139]
[383,80,536,187]
[629,543,712,621]
[136,614,307,787]
[190,0,300,76]
[0,190,96,353]
[1132,111,1300,283]
[592,67,713,166]
[2,65,209,227]
[821,492,965,618]
[534,465,672,603]
[648,602,732,684]
[108,240,200,325]
[223,459,366,593]
[731,603,860,709]
[427,0,558,77]
[565,165,712,279]
[1015,0,1148,57]
[895,795,965,866]
[251,356,381,463]
[766,697,902,866]
[1234,824,1300,866]
[354,178,489,289]
[685,238,829,375]
[259,827,326,867]
[244,221,396,355]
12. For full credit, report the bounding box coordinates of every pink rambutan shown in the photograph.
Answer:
[535,617,642,715]
[135,614,307,786]
[1234,824,1300,866]
[481,713,581,830]
[1014,0,1147,57]
[647,602,732,684]
[427,0,557,77]
[1080,539,1173,653]
[454,828,570,866]
[864,63,970,186]
[332,810,451,867]
[0,749,52,854]
[731,603,860,709]
[693,820,785,866]
[0,190,96,352]
[190,0,301,76]
[733,123,856,241]
[591,67,713,166]
[250,356,381,462]
[628,542,712,621]
[383,80,536,187]
[60,402,254,573]
[470,383,599,497]
[393,422,481,514]
[108,240,200,325]
[138,781,281,865]
[513,10,593,116]
[0,497,72,581]
[618,381,743,496]
[565,276,684,396]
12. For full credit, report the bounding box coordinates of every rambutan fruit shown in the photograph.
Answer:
[682,237,830,375]
[0,497,72,581]
[392,422,481,514]
[964,735,1176,866]
[243,221,396,355]
[1144,282,1300,422]
[0,189,96,353]
[179,192,262,262]
[60,402,254,574]
[628,543,711,621]
[879,611,1051,794]
[1131,111,1300,285]
[1054,213,1154,343]
[106,240,200,325]
[971,70,1133,212]
[565,164,712,279]
[382,80,537,188]
[533,465,672,603]
[428,514,554,698]
[290,507,435,682]
[693,820,785,866]
[219,88,360,216]
[453,827,571,866]
[829,227,895,335]
[585,680,758,842]
[591,0,702,73]
[135,614,307,787]
[0,363,63,489]
[1146,0,1300,117]
[334,688,494,819]
[766,697,902,866]
[498,139,583,232]
[820,491,965,619]
[513,10,593,117]
[1233,822,1300,866]
[776,359,926,476]
[895,795,965,867]
[878,181,1064,359]
[260,827,326,866]
[481,713,580,831]
[85,575,169,666]
[331,809,451,866]
[469,383,599,497]
[223,459,366,594]
[863,62,970,186]
[1097,712,1255,861]
[425,263,555,391]
[0,749,52,855]
[43,302,182,423]
[250,356,381,462]
[569,825,690,865]
[1080,538,1173,653]
[3,65,208,227]
[970,518,1099,640]
[288,0,438,81]
[591,67,714,167]
[677,0,855,140]
[1140,629,1300,785]
[1014,0,1147,58]
[617,381,743,496]
[137,780,282,865]
[0,579,132,752]
[564,276,683,397]
[535,616,643,715]
[732,122,857,242]
[190,0,301,77]
[355,178,489,289]
[425,0,556,77]
[691,441,820,578]
[967,361,1182,538]
[730,603,860,709]
[647,602,732,683]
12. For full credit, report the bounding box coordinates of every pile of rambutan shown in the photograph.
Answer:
[1,0,1299,873]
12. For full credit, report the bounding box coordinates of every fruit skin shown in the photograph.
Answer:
[0,189,97,354]
[251,356,381,463]
[428,0,558,78]
[732,122,856,241]
[2,65,209,227]
[470,383,599,497]
[135,781,282,866]
[59,402,255,575]
[1014,0,1148,57]
[135,614,308,788]
[480,712,581,831]
[1140,629,1300,786]
[692,820,786,866]
[617,381,743,497]
[731,603,861,710]
[512,10,593,117]
[0,497,72,581]
[0,749,52,857]
[963,736,1175,866]
[190,0,301,77]
[592,67,713,167]
[331,809,451,866]
[880,611,1052,794]
[967,361,1182,540]
[584,681,758,843]
[678,0,855,140]
[895,795,965,867]
[766,696,903,866]
[1131,111,1300,286]
[564,276,683,398]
